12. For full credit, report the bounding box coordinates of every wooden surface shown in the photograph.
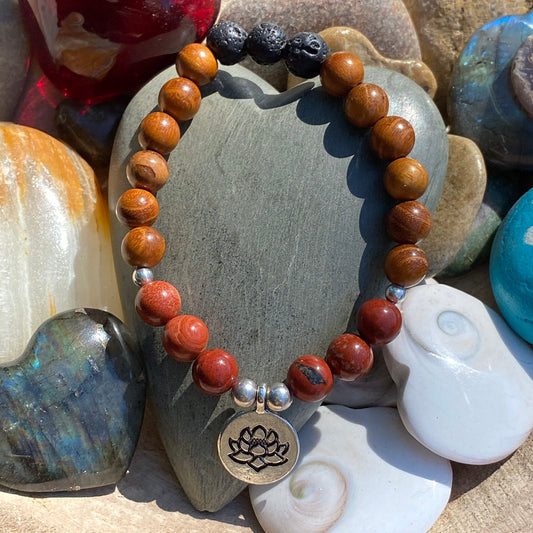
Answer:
[1,266,532,532]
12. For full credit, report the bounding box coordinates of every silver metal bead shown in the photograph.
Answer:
[132,267,154,287]
[231,378,258,408]
[266,382,292,412]
[385,284,406,304]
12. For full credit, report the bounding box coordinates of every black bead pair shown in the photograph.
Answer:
[206,21,329,79]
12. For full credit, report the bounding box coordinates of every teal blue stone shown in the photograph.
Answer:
[448,13,533,171]
[490,188,533,343]
[0,309,145,492]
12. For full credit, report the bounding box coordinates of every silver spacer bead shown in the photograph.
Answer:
[231,378,258,408]
[132,267,154,287]
[385,284,407,304]
[266,382,293,412]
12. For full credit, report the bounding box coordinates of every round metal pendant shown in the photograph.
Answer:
[218,410,300,485]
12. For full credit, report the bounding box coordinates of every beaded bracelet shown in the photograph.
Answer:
[115,21,431,485]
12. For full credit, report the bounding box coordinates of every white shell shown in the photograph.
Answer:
[383,283,533,464]
[0,123,122,364]
[250,405,451,533]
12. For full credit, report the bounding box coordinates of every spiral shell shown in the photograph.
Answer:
[383,283,533,464]
[250,405,452,533]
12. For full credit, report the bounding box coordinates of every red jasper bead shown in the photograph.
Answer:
[192,349,239,395]
[163,314,209,362]
[286,355,334,403]
[135,281,182,327]
[326,333,374,381]
[356,299,402,345]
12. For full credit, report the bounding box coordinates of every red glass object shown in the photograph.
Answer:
[286,355,334,403]
[135,280,182,327]
[19,0,220,102]
[356,299,402,346]
[163,314,209,362]
[326,333,374,381]
[192,349,239,395]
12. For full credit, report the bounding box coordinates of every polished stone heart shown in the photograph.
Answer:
[0,309,146,492]
[109,63,448,511]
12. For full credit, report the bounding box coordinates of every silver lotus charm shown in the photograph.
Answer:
[218,384,299,484]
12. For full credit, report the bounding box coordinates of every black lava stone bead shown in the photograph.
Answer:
[206,21,248,65]
[246,23,287,65]
[284,32,329,78]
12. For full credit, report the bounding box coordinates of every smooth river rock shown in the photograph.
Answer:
[287,26,437,97]
[403,0,532,117]
[218,0,421,90]
[109,63,447,511]
[383,283,533,464]
[511,34,533,120]
[250,405,452,533]
[0,0,29,121]
[442,169,529,277]
[490,188,533,344]
[0,123,123,364]
[424,134,487,277]
[0,309,145,492]
[448,13,533,170]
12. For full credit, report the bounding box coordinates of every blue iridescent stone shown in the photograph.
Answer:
[0,308,145,492]
[448,13,533,171]
[490,188,533,343]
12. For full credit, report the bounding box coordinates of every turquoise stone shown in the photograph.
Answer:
[0,309,145,492]
[448,13,533,170]
[490,188,533,343]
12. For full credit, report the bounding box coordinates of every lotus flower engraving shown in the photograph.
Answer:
[228,424,289,472]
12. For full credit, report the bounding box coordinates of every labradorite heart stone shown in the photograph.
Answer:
[0,308,145,492]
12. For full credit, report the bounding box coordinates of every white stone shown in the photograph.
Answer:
[250,405,452,533]
[383,283,533,464]
[0,123,122,364]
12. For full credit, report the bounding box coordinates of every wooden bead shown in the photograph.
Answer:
[127,150,169,193]
[356,299,402,345]
[319,51,364,98]
[325,333,373,381]
[384,244,428,287]
[176,43,218,86]
[386,201,431,244]
[163,314,209,362]
[286,355,334,403]
[135,281,182,327]
[121,226,165,268]
[192,349,239,395]
[345,83,389,128]
[370,116,415,160]
[383,157,429,200]
[116,188,159,228]
[138,112,180,155]
[158,77,202,122]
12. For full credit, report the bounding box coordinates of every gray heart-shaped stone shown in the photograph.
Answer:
[0,309,146,492]
[109,64,448,511]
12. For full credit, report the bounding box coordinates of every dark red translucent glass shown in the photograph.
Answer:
[19,0,220,102]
